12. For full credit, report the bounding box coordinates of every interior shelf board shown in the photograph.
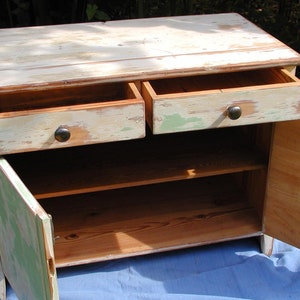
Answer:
[54,207,260,268]
[41,177,262,267]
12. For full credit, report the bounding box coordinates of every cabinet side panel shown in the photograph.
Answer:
[264,120,300,248]
[0,158,57,300]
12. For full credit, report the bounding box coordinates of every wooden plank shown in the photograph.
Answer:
[238,123,273,218]
[0,81,131,113]
[264,120,300,248]
[41,176,262,267]
[0,157,58,300]
[260,234,274,256]
[147,68,298,94]
[0,13,299,92]
[6,127,267,199]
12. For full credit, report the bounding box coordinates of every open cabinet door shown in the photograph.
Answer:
[264,120,300,248]
[0,157,58,300]
[0,256,5,300]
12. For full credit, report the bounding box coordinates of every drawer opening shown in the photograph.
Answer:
[147,67,298,95]
[0,81,139,113]
[41,173,263,267]
[6,124,271,200]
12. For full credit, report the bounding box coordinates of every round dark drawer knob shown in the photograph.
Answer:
[227,106,242,120]
[54,126,71,142]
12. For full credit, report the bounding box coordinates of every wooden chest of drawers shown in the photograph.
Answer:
[0,13,300,299]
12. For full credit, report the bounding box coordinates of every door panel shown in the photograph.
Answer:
[264,120,300,248]
[0,256,5,300]
[0,157,58,300]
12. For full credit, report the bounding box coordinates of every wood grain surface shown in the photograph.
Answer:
[264,120,300,249]
[42,176,262,267]
[0,13,299,92]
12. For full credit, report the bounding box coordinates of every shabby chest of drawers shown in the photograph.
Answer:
[0,13,300,300]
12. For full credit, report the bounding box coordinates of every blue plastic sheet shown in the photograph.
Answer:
[6,238,300,299]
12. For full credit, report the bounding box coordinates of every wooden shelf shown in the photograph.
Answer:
[7,127,267,199]
[42,175,262,267]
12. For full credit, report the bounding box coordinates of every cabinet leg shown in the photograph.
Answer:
[260,234,274,256]
[0,257,6,300]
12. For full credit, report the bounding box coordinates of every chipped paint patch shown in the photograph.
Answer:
[159,113,203,133]
[121,127,133,132]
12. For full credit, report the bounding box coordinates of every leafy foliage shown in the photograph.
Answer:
[86,3,109,21]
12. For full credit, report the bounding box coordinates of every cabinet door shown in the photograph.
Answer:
[0,157,58,300]
[0,256,5,300]
[264,120,300,248]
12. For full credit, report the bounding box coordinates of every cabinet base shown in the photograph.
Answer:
[260,234,274,256]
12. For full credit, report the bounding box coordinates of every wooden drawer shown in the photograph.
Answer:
[142,68,300,134]
[0,82,145,154]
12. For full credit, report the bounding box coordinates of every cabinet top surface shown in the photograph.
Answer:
[0,13,299,91]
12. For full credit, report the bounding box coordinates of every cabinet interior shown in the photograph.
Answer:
[0,81,136,113]
[6,123,273,267]
[148,67,296,95]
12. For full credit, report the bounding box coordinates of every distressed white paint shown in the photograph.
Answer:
[0,100,144,154]
[0,13,299,91]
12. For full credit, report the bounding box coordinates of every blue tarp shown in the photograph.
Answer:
[7,238,300,299]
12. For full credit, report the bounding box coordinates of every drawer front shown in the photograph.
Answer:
[0,83,145,154]
[142,68,300,134]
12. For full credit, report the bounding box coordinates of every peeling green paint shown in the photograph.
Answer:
[0,157,55,300]
[121,127,133,132]
[265,110,278,114]
[159,113,204,133]
[264,110,282,121]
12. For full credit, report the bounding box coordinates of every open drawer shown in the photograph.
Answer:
[142,68,300,134]
[0,82,145,154]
